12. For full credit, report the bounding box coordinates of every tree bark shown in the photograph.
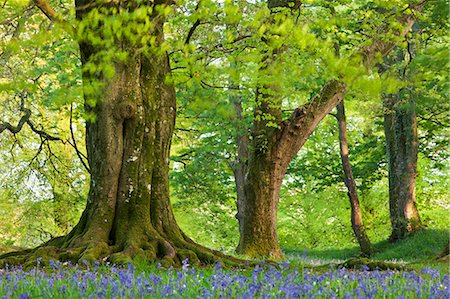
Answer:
[336,101,372,256]
[384,94,420,242]
[0,0,243,268]
[230,98,250,248]
[236,80,346,258]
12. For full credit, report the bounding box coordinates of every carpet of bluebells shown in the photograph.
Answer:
[0,259,448,298]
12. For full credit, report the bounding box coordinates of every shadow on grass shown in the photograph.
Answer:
[0,244,24,255]
[283,228,449,263]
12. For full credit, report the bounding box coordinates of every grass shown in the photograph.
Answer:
[285,228,448,259]
[284,228,449,272]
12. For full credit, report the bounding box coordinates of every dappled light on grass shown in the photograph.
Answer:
[1,260,448,298]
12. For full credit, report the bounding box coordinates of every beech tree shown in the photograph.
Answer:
[233,0,425,258]
[384,92,421,241]
[0,0,243,267]
[381,1,448,241]
[234,0,347,258]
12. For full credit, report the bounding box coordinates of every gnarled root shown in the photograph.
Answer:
[0,233,250,270]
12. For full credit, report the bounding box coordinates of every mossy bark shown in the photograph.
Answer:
[0,0,243,269]
[384,94,420,242]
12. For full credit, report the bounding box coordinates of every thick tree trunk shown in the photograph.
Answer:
[236,80,346,258]
[0,1,242,268]
[384,94,420,242]
[237,146,283,258]
[336,101,372,256]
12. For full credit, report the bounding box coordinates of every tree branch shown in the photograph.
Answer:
[26,119,61,141]
[275,79,347,168]
[200,80,241,90]
[70,103,91,174]
[33,0,75,37]
[1,106,60,141]
[185,19,201,45]
[362,0,426,68]
[0,109,31,134]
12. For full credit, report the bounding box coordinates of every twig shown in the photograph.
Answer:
[185,19,201,45]
[33,0,76,37]
[70,103,91,173]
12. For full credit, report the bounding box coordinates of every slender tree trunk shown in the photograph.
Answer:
[230,99,250,248]
[384,96,401,240]
[384,94,420,242]
[336,101,372,256]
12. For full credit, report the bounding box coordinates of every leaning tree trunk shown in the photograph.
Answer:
[233,0,346,258]
[336,101,372,256]
[384,94,420,242]
[236,80,347,258]
[0,0,242,269]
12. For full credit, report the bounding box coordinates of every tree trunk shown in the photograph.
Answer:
[236,80,347,258]
[0,1,242,268]
[230,99,250,248]
[384,94,420,242]
[336,101,372,256]
[237,144,283,258]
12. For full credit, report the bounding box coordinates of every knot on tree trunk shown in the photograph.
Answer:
[116,102,137,120]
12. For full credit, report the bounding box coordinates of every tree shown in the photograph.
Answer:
[335,101,372,256]
[384,91,421,241]
[171,0,426,258]
[381,0,449,241]
[0,0,242,267]
[233,0,348,258]
[234,0,425,258]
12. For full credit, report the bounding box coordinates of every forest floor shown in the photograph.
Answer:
[0,228,448,298]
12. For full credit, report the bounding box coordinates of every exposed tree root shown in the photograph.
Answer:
[340,258,409,271]
[436,240,449,262]
[0,232,251,270]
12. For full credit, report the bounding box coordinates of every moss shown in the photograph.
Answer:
[79,242,110,263]
[160,256,175,268]
[133,249,157,263]
[341,258,409,271]
[59,247,84,262]
[177,249,201,266]
[0,245,24,255]
[237,243,283,260]
[34,246,60,261]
